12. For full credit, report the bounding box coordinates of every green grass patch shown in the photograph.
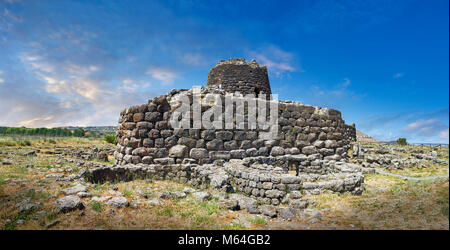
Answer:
[247,216,267,225]
[90,201,103,212]
[4,210,32,230]
[156,206,174,217]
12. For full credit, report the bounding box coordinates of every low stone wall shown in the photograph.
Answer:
[85,159,364,206]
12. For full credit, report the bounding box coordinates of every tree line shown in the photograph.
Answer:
[0,127,85,137]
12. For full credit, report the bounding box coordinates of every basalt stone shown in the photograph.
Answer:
[155,121,168,130]
[160,130,173,138]
[216,131,233,141]
[163,136,177,148]
[133,113,144,122]
[245,148,258,157]
[325,140,338,148]
[178,137,197,149]
[123,122,136,130]
[201,130,216,140]
[132,147,147,157]
[142,156,153,164]
[230,149,246,159]
[270,146,285,156]
[189,129,200,139]
[239,140,252,149]
[196,139,205,148]
[302,145,317,155]
[224,140,238,150]
[148,129,160,139]
[206,139,224,150]
[246,131,258,140]
[319,148,334,156]
[209,151,231,160]
[136,121,152,129]
[154,138,164,148]
[252,139,265,148]
[190,148,208,159]
[169,145,188,158]
[234,131,246,140]
[145,112,161,122]
[258,147,269,156]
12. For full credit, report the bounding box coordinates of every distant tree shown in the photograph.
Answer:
[397,138,407,146]
[73,128,85,137]
[104,134,117,144]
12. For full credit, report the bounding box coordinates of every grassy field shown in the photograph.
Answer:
[0,137,448,230]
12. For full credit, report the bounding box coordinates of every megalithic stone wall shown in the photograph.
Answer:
[114,87,357,169]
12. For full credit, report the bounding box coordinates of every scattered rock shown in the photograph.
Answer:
[55,195,85,213]
[246,205,260,214]
[304,209,322,219]
[261,205,277,218]
[219,199,239,211]
[44,220,60,230]
[106,196,129,208]
[193,191,211,202]
[183,187,196,193]
[91,196,112,202]
[171,191,187,199]
[278,208,297,221]
[147,198,162,206]
[16,198,42,213]
[77,192,91,198]
[62,183,87,195]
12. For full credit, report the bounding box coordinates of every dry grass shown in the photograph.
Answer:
[306,174,449,230]
[1,138,449,230]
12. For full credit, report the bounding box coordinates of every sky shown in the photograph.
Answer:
[0,0,448,143]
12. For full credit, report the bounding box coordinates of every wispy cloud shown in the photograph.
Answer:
[404,119,448,137]
[146,67,177,85]
[248,45,299,77]
[393,72,404,79]
[358,108,449,143]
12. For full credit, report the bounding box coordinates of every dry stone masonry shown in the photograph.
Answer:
[98,58,363,207]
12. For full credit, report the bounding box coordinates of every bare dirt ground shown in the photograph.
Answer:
[0,137,448,230]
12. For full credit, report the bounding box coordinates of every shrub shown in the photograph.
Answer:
[397,138,407,146]
[104,134,117,144]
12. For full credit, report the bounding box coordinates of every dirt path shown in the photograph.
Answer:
[375,170,449,181]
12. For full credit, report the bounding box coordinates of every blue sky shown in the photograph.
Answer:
[0,0,448,143]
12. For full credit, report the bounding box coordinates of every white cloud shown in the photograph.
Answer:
[404,119,449,139]
[439,128,449,139]
[89,65,100,72]
[254,54,295,72]
[393,72,404,79]
[248,45,299,77]
[404,119,438,131]
[146,67,177,85]
[0,78,4,83]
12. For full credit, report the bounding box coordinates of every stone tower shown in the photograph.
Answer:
[206,58,272,96]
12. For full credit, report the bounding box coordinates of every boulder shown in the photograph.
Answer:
[55,195,85,213]
[106,197,129,208]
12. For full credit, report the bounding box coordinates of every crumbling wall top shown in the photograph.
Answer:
[206,58,272,96]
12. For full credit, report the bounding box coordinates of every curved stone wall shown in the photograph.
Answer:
[206,58,272,96]
[114,88,356,171]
